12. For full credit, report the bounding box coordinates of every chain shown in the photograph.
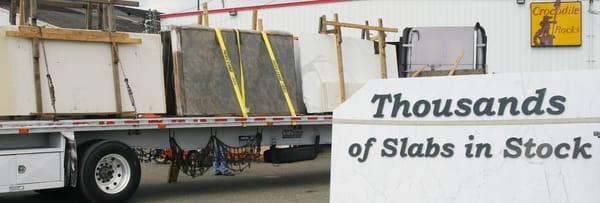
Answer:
[108,32,138,116]
[37,26,57,119]
[168,130,261,178]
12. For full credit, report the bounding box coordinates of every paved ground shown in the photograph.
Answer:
[0,151,331,203]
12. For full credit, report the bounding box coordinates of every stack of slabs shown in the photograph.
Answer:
[0,25,166,116]
[298,33,398,113]
[163,26,303,116]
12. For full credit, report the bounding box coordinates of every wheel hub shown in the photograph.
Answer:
[94,154,131,194]
[97,165,114,182]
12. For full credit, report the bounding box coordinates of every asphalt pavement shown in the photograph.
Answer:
[0,151,331,203]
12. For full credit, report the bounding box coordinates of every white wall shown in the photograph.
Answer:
[162,0,600,74]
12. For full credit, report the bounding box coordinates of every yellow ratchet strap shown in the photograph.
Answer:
[234,29,246,107]
[215,28,248,125]
[260,31,297,124]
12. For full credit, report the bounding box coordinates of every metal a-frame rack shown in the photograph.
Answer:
[318,14,398,103]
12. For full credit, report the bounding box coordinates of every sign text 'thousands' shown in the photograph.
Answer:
[370,88,566,118]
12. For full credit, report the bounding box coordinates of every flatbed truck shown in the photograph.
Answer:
[0,115,332,202]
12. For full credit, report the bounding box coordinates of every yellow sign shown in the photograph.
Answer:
[531,1,582,47]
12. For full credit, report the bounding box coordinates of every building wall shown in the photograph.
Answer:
[161,0,600,74]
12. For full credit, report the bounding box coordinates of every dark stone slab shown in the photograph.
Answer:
[165,27,303,116]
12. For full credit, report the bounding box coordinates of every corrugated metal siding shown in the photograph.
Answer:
[163,0,600,73]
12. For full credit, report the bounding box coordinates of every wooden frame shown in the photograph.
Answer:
[319,14,398,102]
[6,26,142,44]
[7,0,140,119]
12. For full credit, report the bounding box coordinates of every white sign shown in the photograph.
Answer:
[331,70,600,203]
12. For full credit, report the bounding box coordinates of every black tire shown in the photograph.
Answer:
[77,140,141,203]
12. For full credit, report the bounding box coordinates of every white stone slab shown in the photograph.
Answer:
[0,26,165,116]
[298,33,398,113]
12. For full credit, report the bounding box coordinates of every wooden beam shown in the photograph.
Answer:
[257,19,263,31]
[110,37,123,115]
[167,149,181,183]
[85,2,93,29]
[10,0,18,25]
[29,0,38,25]
[31,27,43,118]
[29,0,41,117]
[318,15,327,34]
[411,67,426,77]
[19,0,26,25]
[377,18,387,79]
[322,20,398,32]
[251,10,258,30]
[24,0,30,25]
[30,111,134,116]
[101,3,108,30]
[408,69,484,77]
[106,0,123,115]
[80,0,139,7]
[6,26,142,44]
[202,2,209,26]
[361,20,370,40]
[333,13,346,102]
[38,0,90,8]
[106,1,116,31]
[98,3,104,29]
[197,12,202,25]
[448,50,465,76]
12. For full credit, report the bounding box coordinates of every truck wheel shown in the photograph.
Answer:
[78,140,141,203]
